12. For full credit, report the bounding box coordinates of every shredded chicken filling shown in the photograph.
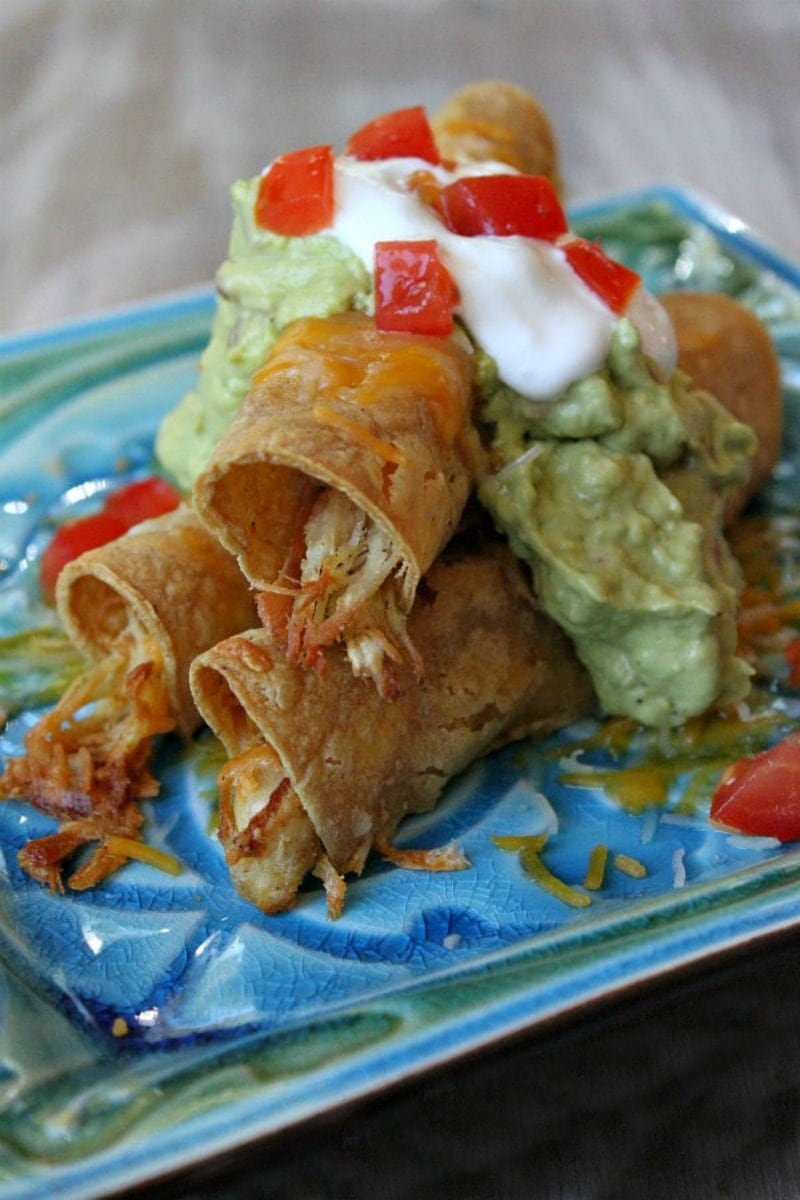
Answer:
[257,488,420,696]
[217,742,348,916]
[211,730,476,917]
[0,635,175,890]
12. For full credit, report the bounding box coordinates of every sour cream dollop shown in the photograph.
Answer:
[328,155,676,401]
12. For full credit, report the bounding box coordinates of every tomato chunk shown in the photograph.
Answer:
[254,144,334,236]
[710,731,800,842]
[374,240,458,336]
[103,476,181,528]
[40,512,128,603]
[439,174,568,240]
[39,475,182,603]
[346,106,441,165]
[563,237,641,314]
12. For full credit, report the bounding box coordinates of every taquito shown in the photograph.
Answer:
[660,291,783,518]
[190,532,594,917]
[192,311,482,696]
[0,506,257,889]
[430,79,563,194]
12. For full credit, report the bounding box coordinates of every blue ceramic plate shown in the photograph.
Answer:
[3,186,800,1200]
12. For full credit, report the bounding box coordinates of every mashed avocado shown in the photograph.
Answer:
[156,176,372,489]
[478,319,756,727]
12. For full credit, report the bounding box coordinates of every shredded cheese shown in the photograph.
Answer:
[612,852,647,879]
[583,843,609,890]
[518,844,592,908]
[103,835,182,877]
[672,847,687,889]
[490,833,548,853]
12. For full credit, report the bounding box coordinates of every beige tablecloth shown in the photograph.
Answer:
[3,3,800,1198]
[3,0,799,334]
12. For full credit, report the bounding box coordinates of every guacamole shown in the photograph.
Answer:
[156,176,372,490]
[477,319,756,727]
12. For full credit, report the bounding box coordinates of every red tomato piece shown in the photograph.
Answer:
[439,174,568,240]
[39,512,127,603]
[374,240,458,336]
[346,106,441,165]
[563,237,641,314]
[254,144,334,236]
[103,476,181,529]
[710,731,800,842]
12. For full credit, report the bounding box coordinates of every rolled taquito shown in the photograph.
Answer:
[189,532,594,917]
[430,79,563,194]
[192,311,482,696]
[660,291,783,519]
[0,506,257,889]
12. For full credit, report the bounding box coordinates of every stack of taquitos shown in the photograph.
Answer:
[189,302,595,915]
[0,507,257,889]
[7,80,782,916]
[3,80,579,907]
[190,527,595,917]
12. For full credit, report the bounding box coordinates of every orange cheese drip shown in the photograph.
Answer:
[252,313,472,446]
[311,404,408,467]
[560,762,670,814]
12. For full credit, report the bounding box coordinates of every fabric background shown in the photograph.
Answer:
[2,0,799,333]
[3,2,800,1197]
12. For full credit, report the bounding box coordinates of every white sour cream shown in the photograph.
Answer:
[328,155,676,401]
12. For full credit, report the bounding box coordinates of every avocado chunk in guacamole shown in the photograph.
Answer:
[477,318,756,728]
[156,176,372,490]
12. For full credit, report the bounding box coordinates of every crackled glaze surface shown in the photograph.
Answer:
[2,189,800,1200]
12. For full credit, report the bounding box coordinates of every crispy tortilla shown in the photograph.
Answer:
[661,291,783,518]
[192,312,482,691]
[0,505,257,889]
[56,505,257,735]
[190,533,594,916]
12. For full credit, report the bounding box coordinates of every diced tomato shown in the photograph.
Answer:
[103,476,181,529]
[562,237,641,314]
[439,174,568,240]
[39,512,127,603]
[710,731,800,841]
[39,475,182,603]
[374,240,458,336]
[254,144,334,236]
[346,106,441,165]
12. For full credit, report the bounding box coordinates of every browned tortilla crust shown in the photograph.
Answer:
[192,314,480,603]
[190,538,594,900]
[55,506,257,735]
[431,79,563,193]
[661,292,783,516]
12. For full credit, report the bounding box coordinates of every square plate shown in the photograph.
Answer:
[2,186,800,1200]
